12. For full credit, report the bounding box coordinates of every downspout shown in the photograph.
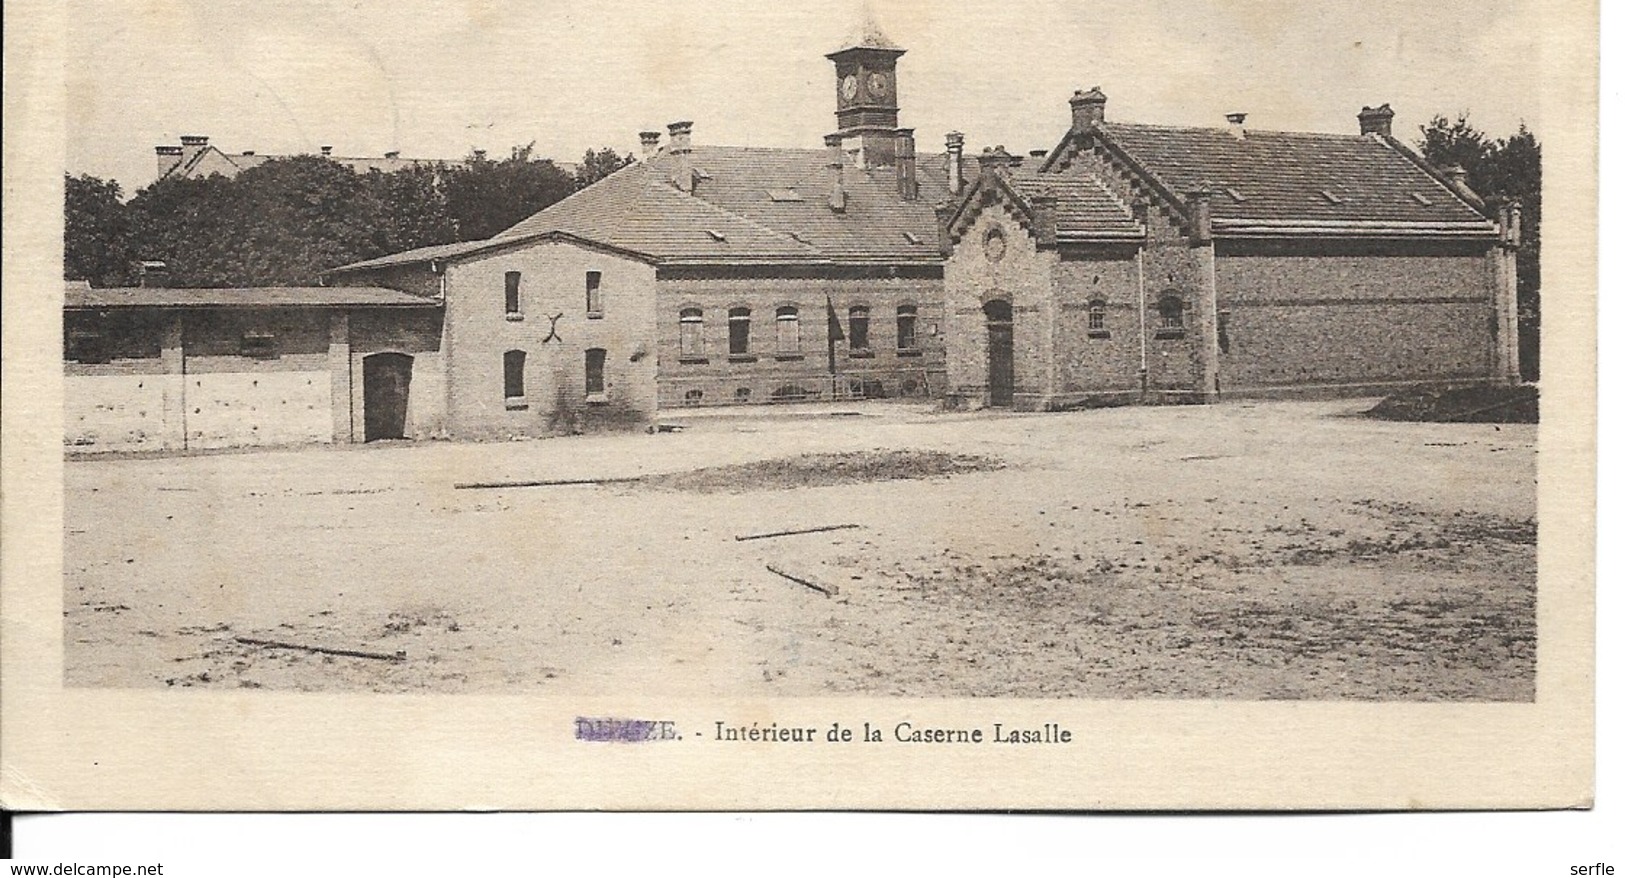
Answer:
[1134,201,1148,401]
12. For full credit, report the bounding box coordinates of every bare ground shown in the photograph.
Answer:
[63,398,1537,699]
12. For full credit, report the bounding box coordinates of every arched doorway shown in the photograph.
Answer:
[362,352,413,441]
[984,299,1014,407]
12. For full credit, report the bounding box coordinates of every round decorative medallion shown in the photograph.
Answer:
[984,227,1007,262]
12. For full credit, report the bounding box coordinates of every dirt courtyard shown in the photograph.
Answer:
[63,398,1537,700]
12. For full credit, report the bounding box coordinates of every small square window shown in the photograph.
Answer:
[586,271,603,317]
[240,333,278,359]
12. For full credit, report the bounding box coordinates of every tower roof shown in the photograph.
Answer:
[828,7,903,56]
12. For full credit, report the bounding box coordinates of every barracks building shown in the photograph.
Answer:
[64,21,1519,452]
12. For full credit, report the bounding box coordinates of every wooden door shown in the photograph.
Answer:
[363,353,413,441]
[984,300,1015,407]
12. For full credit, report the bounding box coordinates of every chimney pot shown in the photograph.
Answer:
[977,145,1016,174]
[1029,149,1048,158]
[945,131,966,196]
[1069,86,1108,132]
[1225,112,1247,140]
[1358,103,1395,137]
[668,121,694,192]
[320,145,334,156]
[383,150,399,159]
[894,128,918,201]
[242,150,256,156]
[825,133,847,212]
[638,130,662,159]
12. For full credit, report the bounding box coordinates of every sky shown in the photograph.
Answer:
[64,0,1545,191]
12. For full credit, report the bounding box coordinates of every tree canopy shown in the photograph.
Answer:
[65,143,624,287]
[1417,114,1541,379]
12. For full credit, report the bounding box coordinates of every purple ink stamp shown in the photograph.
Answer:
[575,717,680,742]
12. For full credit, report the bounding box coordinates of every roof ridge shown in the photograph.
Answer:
[493,157,651,240]
[1102,120,1373,141]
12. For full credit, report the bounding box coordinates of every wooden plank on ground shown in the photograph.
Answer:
[735,523,862,542]
[453,476,644,490]
[765,564,839,597]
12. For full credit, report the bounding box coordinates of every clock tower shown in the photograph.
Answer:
[827,16,904,168]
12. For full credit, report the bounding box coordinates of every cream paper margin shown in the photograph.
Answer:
[0,0,1595,811]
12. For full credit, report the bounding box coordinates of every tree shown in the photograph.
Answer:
[1418,115,1542,380]
[64,173,132,286]
[443,144,576,241]
[575,147,634,189]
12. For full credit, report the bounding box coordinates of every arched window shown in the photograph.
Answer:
[503,349,526,399]
[775,306,800,354]
[585,348,607,395]
[848,305,871,353]
[896,304,918,352]
[1088,301,1107,332]
[728,307,751,356]
[679,308,704,360]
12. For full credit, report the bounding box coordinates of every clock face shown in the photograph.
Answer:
[841,74,859,101]
[867,72,888,97]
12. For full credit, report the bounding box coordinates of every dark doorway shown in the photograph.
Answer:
[984,299,1014,407]
[363,352,413,441]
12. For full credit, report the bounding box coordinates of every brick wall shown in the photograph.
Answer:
[442,240,658,438]
[943,200,1059,408]
[1214,242,1498,391]
[655,267,946,407]
[349,309,449,440]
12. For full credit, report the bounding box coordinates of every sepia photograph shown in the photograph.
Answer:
[3,0,1595,817]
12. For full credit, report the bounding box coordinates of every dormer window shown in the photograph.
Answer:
[1223,186,1247,202]
[1319,189,1346,205]
[902,231,923,245]
[766,188,803,202]
[704,229,727,242]
[1411,192,1434,206]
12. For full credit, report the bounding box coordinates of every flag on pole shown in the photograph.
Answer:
[825,294,844,343]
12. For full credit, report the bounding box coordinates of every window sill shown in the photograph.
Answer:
[678,357,710,365]
[1153,329,1186,340]
[848,349,875,359]
[585,393,609,405]
[774,353,805,362]
[1087,330,1112,339]
[728,354,758,363]
[505,398,529,410]
[505,313,524,322]
[586,312,603,320]
[896,348,923,357]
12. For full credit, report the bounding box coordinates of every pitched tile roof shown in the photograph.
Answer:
[341,144,961,271]
[64,285,439,309]
[1091,123,1494,232]
[1006,169,1142,238]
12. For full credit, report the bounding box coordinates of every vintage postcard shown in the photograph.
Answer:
[1,0,1595,811]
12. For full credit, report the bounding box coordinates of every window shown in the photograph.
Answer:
[585,348,607,396]
[504,349,526,400]
[1218,309,1231,354]
[683,388,705,405]
[848,305,870,354]
[679,308,705,361]
[585,271,603,317]
[896,304,919,352]
[775,306,800,355]
[504,271,522,316]
[65,329,108,364]
[728,307,752,357]
[1155,294,1186,339]
[1087,301,1110,338]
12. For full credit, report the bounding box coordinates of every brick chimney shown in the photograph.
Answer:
[155,145,183,177]
[1029,149,1048,159]
[1226,112,1247,140]
[825,133,847,213]
[977,145,1016,175]
[1070,87,1107,133]
[639,130,662,159]
[1358,103,1395,137]
[179,135,209,170]
[1186,185,1214,244]
[668,121,694,193]
[1030,188,1058,247]
[895,128,918,201]
[945,131,966,196]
